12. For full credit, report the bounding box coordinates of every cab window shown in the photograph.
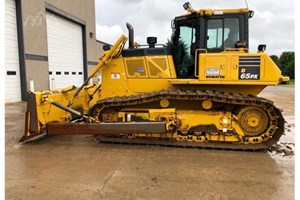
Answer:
[175,22,196,77]
[207,18,240,49]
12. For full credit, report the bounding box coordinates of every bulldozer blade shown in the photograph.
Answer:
[19,111,45,143]
[19,132,47,143]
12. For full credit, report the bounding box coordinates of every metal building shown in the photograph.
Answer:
[5,0,103,102]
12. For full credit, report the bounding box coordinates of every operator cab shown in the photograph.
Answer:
[172,3,253,78]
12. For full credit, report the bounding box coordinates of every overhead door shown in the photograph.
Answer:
[46,12,84,90]
[5,0,21,102]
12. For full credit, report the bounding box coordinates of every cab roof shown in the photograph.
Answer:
[176,8,249,18]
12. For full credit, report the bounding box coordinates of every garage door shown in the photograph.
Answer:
[46,12,84,90]
[5,0,21,102]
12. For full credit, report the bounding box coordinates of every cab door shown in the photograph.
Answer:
[173,18,198,78]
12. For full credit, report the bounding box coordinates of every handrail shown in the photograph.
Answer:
[194,49,208,78]
[222,48,248,52]
[68,34,128,106]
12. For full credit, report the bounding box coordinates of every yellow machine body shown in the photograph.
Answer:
[100,50,281,99]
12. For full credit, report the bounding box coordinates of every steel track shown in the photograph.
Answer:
[90,89,285,150]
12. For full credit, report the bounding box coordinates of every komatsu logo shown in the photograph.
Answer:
[206,75,225,79]
[239,67,260,80]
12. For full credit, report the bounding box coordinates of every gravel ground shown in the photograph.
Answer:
[5,86,295,200]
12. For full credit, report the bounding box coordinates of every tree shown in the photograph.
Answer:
[270,51,294,80]
[279,51,294,80]
[165,38,174,51]
[270,55,279,66]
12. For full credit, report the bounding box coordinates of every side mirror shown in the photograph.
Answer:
[258,44,267,52]
[171,19,175,29]
[103,44,111,51]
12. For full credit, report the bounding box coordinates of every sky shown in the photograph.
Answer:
[95,0,294,56]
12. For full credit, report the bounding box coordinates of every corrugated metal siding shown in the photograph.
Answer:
[5,0,22,102]
[46,12,83,89]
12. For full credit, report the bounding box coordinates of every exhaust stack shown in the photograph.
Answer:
[126,23,134,49]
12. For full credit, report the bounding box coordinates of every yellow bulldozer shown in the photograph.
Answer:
[21,2,287,150]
